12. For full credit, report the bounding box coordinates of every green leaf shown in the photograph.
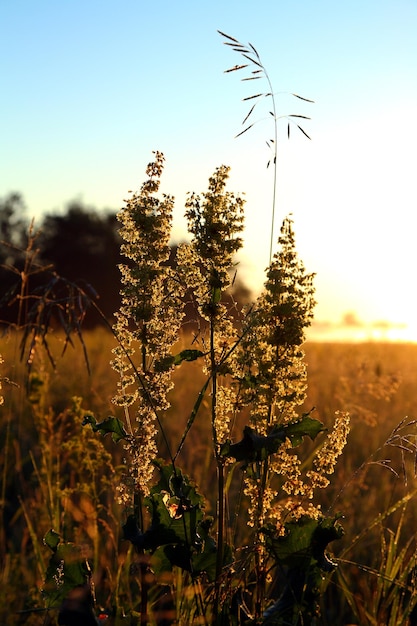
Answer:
[82,414,127,442]
[190,520,218,581]
[152,526,218,582]
[221,416,325,463]
[264,516,344,570]
[283,416,326,447]
[173,349,204,364]
[131,463,218,580]
[240,372,260,388]
[262,516,344,624]
[42,531,93,609]
[44,528,60,551]
[156,349,204,371]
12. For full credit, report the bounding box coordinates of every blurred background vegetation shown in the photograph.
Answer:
[0,192,123,327]
[0,192,252,330]
[2,192,417,624]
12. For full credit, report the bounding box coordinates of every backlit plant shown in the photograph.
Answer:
[36,32,351,626]
[72,150,348,625]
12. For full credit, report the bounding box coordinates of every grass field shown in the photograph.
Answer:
[2,330,417,624]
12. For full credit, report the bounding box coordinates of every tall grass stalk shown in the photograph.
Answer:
[218,30,313,261]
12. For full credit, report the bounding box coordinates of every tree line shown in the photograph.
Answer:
[0,193,125,328]
[0,193,251,330]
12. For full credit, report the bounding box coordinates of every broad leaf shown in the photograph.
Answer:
[262,516,344,625]
[155,349,204,371]
[264,515,344,570]
[173,349,204,364]
[42,531,93,609]
[124,462,218,579]
[221,416,325,463]
[82,414,127,443]
[283,416,326,447]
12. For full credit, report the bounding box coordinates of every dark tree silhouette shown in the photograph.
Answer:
[0,192,29,266]
[0,193,31,325]
[0,195,253,332]
[37,202,123,325]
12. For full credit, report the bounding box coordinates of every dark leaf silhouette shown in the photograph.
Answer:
[297,124,312,139]
[242,93,263,101]
[217,29,239,43]
[292,92,315,103]
[82,414,128,443]
[224,64,248,73]
[242,103,257,125]
[242,53,263,68]
[248,42,260,59]
[289,114,311,119]
[235,124,254,138]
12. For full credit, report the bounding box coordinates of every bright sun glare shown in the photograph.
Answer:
[307,319,417,344]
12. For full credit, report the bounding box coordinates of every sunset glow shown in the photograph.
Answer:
[1,1,416,342]
[307,320,417,344]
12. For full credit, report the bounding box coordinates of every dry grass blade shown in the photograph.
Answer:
[224,64,248,73]
[235,124,254,138]
[242,93,264,101]
[248,42,260,59]
[174,378,211,462]
[297,124,312,139]
[18,276,96,374]
[340,490,417,558]
[217,29,239,43]
[242,103,257,125]
[231,45,250,53]
[242,53,263,68]
[292,93,315,103]
[368,459,399,477]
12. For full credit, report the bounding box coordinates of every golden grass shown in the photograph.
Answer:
[2,331,417,622]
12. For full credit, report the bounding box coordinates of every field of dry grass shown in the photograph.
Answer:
[2,330,417,624]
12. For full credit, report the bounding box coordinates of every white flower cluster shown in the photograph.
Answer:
[111,152,185,499]
[176,165,245,450]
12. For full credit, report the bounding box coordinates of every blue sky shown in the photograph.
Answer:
[2,1,417,339]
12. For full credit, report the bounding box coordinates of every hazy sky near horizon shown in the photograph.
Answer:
[2,1,417,339]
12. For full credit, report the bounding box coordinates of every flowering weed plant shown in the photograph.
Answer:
[71,151,349,625]
[40,33,349,625]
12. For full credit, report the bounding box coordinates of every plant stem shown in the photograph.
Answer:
[133,493,149,625]
[209,308,225,621]
[214,460,225,620]
[264,68,279,264]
